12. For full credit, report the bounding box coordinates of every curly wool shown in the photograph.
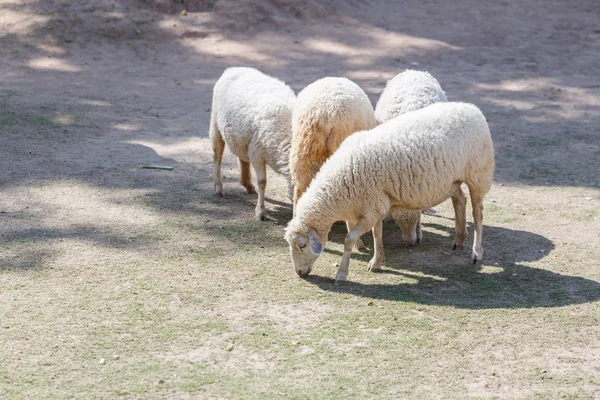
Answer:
[374,69,447,124]
[211,67,296,177]
[375,69,448,243]
[293,101,495,239]
[289,77,377,206]
[209,67,296,220]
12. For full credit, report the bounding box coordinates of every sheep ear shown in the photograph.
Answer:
[309,229,322,255]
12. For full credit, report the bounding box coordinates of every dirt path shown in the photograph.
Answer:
[1,0,600,398]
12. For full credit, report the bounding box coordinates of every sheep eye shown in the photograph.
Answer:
[299,244,306,251]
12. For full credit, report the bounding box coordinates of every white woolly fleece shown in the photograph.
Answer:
[211,67,297,176]
[375,69,448,243]
[375,69,447,124]
[292,77,375,133]
[294,101,495,235]
[290,76,377,206]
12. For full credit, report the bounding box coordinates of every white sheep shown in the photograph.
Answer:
[285,102,495,282]
[209,67,296,220]
[375,69,448,245]
[289,77,377,248]
[375,69,447,123]
[290,76,377,206]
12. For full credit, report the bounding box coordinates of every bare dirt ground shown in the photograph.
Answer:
[1,0,600,398]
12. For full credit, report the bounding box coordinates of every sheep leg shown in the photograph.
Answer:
[253,162,268,221]
[335,219,375,283]
[451,186,468,251]
[367,218,384,272]
[346,221,367,250]
[468,186,485,263]
[210,125,225,197]
[238,159,256,194]
[415,213,422,244]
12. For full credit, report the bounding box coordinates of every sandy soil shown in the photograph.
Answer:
[1,0,600,189]
[1,0,600,398]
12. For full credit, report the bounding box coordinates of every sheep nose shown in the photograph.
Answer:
[296,267,311,277]
[404,234,418,246]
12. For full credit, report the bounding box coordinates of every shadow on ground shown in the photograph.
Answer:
[1,0,599,200]
[1,0,599,275]
[302,215,600,309]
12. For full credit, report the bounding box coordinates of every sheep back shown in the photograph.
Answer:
[375,69,447,124]
[290,77,377,202]
[211,67,296,175]
[296,102,494,225]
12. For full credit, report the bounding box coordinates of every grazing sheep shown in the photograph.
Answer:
[210,67,296,220]
[289,77,377,247]
[284,102,495,282]
[290,77,377,205]
[375,69,448,245]
[375,69,448,123]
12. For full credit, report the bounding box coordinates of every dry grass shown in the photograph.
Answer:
[1,0,600,398]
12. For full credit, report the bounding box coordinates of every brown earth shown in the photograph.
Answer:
[1,0,600,398]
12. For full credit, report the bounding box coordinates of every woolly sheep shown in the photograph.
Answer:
[209,67,296,220]
[284,102,495,283]
[290,77,377,206]
[375,69,447,123]
[289,77,377,248]
[375,69,448,245]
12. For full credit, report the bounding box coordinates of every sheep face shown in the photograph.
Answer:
[284,222,325,276]
[390,210,422,245]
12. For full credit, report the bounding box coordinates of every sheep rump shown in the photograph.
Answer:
[290,76,377,207]
[209,67,296,220]
[374,69,448,123]
[289,76,377,248]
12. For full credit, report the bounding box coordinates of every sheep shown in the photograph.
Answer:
[374,69,448,245]
[284,102,495,283]
[290,77,378,206]
[209,67,296,221]
[375,69,448,123]
[289,77,377,248]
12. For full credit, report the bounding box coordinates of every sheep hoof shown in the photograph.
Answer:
[334,271,348,283]
[471,251,482,263]
[255,211,267,221]
[367,259,382,272]
[215,191,223,197]
[244,185,256,194]
[453,243,464,251]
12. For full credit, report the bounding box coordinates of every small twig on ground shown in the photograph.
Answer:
[141,164,173,171]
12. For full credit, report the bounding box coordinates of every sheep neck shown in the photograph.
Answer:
[296,191,339,237]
